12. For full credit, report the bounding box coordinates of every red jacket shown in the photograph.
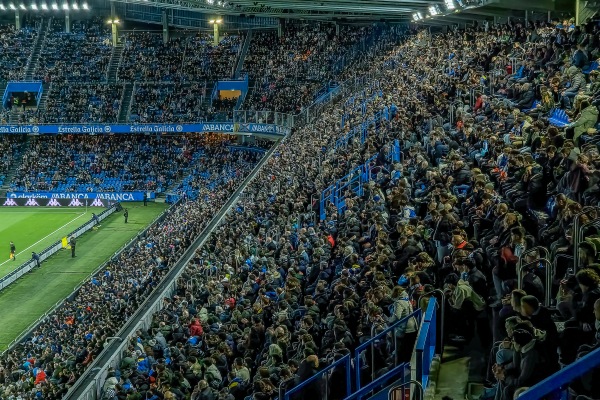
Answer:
[189,320,204,337]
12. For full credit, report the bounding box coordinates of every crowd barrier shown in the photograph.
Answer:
[0,202,118,293]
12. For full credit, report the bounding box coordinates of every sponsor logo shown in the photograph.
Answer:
[69,199,84,207]
[47,199,61,207]
[3,198,17,206]
[91,198,105,207]
[25,198,40,206]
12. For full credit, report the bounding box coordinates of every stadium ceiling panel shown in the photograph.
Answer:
[112,0,505,21]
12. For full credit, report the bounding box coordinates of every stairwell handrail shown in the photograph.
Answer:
[518,347,600,400]
[354,308,423,391]
[388,380,424,400]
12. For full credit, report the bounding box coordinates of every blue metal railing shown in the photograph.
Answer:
[518,346,600,400]
[354,308,422,390]
[344,363,411,400]
[282,354,352,400]
[415,299,438,389]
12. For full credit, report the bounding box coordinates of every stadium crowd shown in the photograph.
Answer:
[119,33,241,83]
[129,83,209,123]
[0,15,600,400]
[42,83,122,124]
[240,24,378,114]
[0,139,263,400]
[0,19,39,81]
[11,134,215,193]
[0,136,24,187]
[33,18,112,83]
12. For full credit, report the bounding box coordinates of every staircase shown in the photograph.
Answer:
[24,18,52,81]
[118,83,134,123]
[233,29,252,78]
[37,82,51,112]
[106,45,124,84]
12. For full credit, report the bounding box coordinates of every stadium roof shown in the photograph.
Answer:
[112,0,560,22]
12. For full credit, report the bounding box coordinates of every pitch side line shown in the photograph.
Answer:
[0,212,88,269]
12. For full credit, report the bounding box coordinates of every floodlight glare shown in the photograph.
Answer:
[41,2,48,9]
[51,2,58,9]
[82,1,88,9]
[71,2,78,9]
[19,2,25,9]
[62,2,68,9]
[31,2,37,9]
[0,3,5,9]
[9,2,16,9]
[209,19,215,23]
[216,18,222,23]
[429,6,438,15]
[445,0,455,10]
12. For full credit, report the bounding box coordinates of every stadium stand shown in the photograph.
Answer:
[240,23,374,113]
[1,12,600,400]
[128,83,209,123]
[42,83,122,123]
[33,17,112,83]
[0,136,24,188]
[0,18,39,81]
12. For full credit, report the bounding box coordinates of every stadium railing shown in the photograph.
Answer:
[0,202,118,294]
[518,346,600,400]
[0,199,177,355]
[64,144,281,400]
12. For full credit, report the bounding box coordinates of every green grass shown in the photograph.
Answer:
[0,202,168,350]
[0,207,105,279]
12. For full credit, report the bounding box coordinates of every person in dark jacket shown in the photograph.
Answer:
[394,235,421,274]
[191,380,215,400]
[296,355,321,399]
[495,329,551,400]
[457,258,488,299]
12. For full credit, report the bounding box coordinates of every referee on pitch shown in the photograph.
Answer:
[9,241,16,261]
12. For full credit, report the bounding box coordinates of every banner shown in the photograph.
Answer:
[5,191,154,202]
[0,123,290,136]
[1,197,111,207]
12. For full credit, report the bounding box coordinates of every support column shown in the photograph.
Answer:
[548,11,551,23]
[525,10,529,25]
[334,22,339,35]
[15,10,21,30]
[575,0,581,25]
[110,1,118,47]
[213,22,219,46]
[277,19,282,38]
[162,11,168,44]
[65,12,71,33]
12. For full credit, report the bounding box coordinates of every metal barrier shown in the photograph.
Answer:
[353,308,422,390]
[420,289,446,360]
[388,380,424,400]
[414,299,438,389]
[572,207,600,272]
[574,217,600,273]
[282,354,352,400]
[344,363,412,400]
[518,347,600,400]
[517,258,553,307]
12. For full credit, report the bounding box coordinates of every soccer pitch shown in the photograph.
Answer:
[0,202,168,350]
[0,207,105,277]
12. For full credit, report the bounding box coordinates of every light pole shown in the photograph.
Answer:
[209,18,223,46]
[106,18,120,47]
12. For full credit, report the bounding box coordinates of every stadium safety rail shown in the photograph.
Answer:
[0,200,179,356]
[0,202,119,294]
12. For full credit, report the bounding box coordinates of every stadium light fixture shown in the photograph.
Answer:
[412,12,423,21]
[19,2,25,9]
[107,18,120,24]
[0,3,5,9]
[82,1,88,9]
[41,1,47,9]
[429,5,439,15]
[9,2,16,9]
[62,2,68,9]
[51,2,58,9]
[445,0,455,9]
[31,2,37,9]
[72,2,78,9]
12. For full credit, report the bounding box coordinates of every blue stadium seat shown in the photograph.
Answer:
[548,108,569,127]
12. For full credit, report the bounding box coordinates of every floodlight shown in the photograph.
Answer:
[72,2,78,9]
[41,2,48,9]
[9,2,16,9]
[31,2,37,9]
[62,2,68,9]
[0,3,5,9]
[81,1,88,9]
[445,0,455,10]
[51,2,58,9]
[216,18,222,23]
[429,6,438,15]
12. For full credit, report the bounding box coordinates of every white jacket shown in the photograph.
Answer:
[389,298,418,334]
